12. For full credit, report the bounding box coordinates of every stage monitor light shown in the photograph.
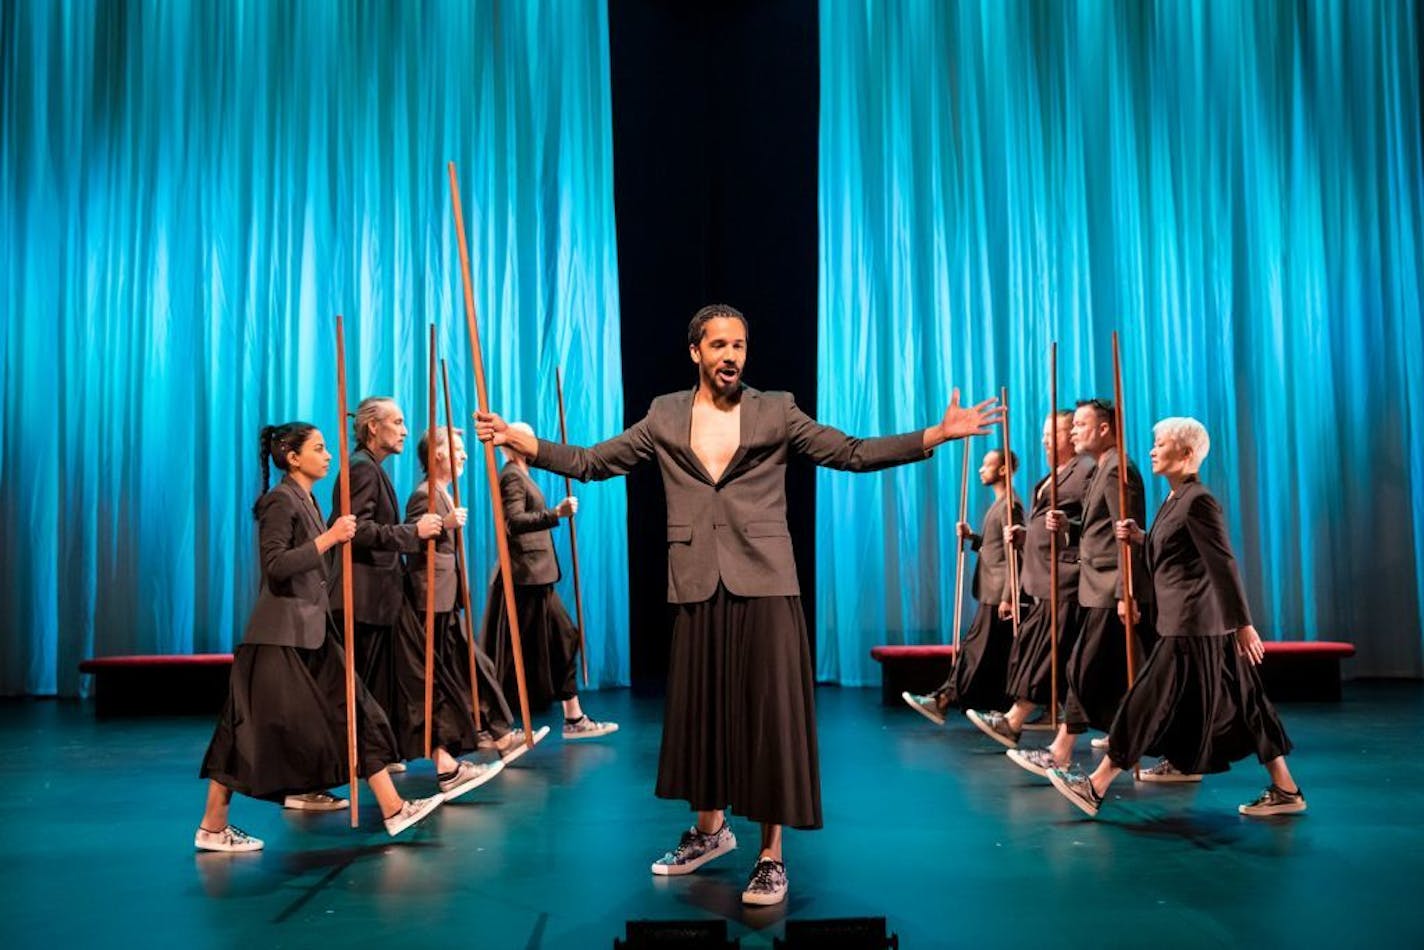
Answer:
[773,915,898,949]
[614,918,739,949]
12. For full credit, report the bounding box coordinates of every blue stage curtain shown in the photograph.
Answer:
[0,1,628,696]
[817,0,1424,683]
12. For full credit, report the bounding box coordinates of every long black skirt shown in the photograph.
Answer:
[1063,606,1144,733]
[1004,596,1083,707]
[481,577,582,712]
[655,585,822,830]
[200,625,399,801]
[387,606,486,759]
[1106,635,1293,774]
[939,601,1014,711]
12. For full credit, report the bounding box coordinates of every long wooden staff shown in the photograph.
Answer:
[999,387,1021,634]
[1048,342,1060,729]
[441,359,483,731]
[950,442,971,660]
[448,161,535,746]
[423,324,437,758]
[1111,331,1137,688]
[556,369,591,687]
[334,315,359,828]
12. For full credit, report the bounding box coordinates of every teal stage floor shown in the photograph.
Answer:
[2,683,1420,948]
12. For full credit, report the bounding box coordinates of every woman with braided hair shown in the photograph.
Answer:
[195,423,443,851]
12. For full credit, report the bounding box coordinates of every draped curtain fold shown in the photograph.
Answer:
[0,0,628,696]
[817,0,1424,684]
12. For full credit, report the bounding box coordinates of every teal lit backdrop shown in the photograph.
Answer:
[817,0,1424,683]
[0,1,628,695]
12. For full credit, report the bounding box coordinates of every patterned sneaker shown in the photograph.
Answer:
[901,691,947,726]
[741,858,788,906]
[1006,747,1064,778]
[437,759,505,801]
[282,791,349,811]
[499,725,552,765]
[650,823,738,876]
[563,715,620,740]
[965,709,1021,749]
[1238,785,1307,817]
[1047,767,1103,817]
[1136,759,1203,784]
[383,795,444,837]
[195,824,264,853]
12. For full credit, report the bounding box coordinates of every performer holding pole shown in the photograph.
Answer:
[448,161,535,748]
[1000,387,1021,632]
[1048,344,1060,728]
[557,369,592,688]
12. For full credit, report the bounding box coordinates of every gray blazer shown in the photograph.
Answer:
[968,493,1023,604]
[1146,477,1252,638]
[404,483,461,612]
[1076,448,1152,609]
[328,447,422,625]
[241,477,332,650]
[500,463,563,587]
[534,386,931,603]
[1019,454,1095,600]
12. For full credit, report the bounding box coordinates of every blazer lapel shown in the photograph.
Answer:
[674,388,717,486]
[283,477,326,539]
[719,387,759,485]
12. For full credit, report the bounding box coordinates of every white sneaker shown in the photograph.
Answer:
[195,824,264,853]
[740,858,788,906]
[901,691,947,725]
[386,761,408,774]
[1090,736,1110,750]
[650,823,738,876]
[383,795,444,837]
[499,725,552,765]
[563,716,620,740]
[1136,759,1203,784]
[283,791,349,811]
[437,759,504,801]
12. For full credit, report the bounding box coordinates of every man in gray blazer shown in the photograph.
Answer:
[476,303,1002,906]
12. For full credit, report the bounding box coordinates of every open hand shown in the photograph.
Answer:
[938,389,1005,441]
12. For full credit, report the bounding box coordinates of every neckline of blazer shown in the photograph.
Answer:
[671,384,762,487]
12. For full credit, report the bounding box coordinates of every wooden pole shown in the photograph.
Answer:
[1111,331,1137,689]
[423,324,437,758]
[334,315,359,828]
[999,386,1021,634]
[447,161,535,746]
[441,358,482,731]
[556,369,591,688]
[950,442,971,660]
[1048,343,1060,729]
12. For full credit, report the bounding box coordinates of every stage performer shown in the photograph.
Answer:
[1045,417,1305,817]
[475,304,1002,906]
[1005,399,1153,779]
[479,422,618,741]
[902,448,1023,722]
[196,422,443,851]
[966,410,1093,745]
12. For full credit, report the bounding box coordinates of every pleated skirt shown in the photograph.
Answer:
[481,578,582,712]
[1005,596,1083,707]
[655,585,822,830]
[199,625,398,801]
[1106,634,1293,774]
[388,605,483,759]
[941,601,1015,711]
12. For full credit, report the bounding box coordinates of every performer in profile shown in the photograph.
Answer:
[902,448,1023,722]
[1046,417,1305,818]
[196,422,443,851]
[480,422,618,741]
[477,304,1002,906]
[965,410,1092,745]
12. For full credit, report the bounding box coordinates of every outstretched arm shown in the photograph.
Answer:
[787,389,1003,472]
[475,409,655,482]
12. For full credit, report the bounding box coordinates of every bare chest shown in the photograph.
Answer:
[689,403,741,482]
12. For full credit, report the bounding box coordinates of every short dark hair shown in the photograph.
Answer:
[1075,398,1116,432]
[687,304,748,347]
[987,447,1019,475]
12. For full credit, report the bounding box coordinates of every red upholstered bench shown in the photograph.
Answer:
[869,640,1355,706]
[78,654,233,717]
[869,645,957,706]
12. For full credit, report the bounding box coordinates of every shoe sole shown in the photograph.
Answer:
[282,797,350,812]
[384,794,445,837]
[564,723,620,740]
[1005,749,1055,778]
[500,725,552,765]
[1047,770,1100,818]
[965,710,1020,749]
[1090,738,1111,749]
[440,760,506,801]
[650,836,737,876]
[741,887,787,906]
[194,838,264,853]
[1137,773,1203,784]
[901,692,947,726]
[1239,802,1307,816]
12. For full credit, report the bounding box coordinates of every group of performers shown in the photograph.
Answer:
[195,397,615,854]
[193,300,1300,911]
[904,401,1306,820]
